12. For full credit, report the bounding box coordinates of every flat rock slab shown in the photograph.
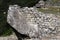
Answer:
[7,5,60,40]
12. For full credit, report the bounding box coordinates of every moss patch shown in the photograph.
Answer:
[0,12,13,36]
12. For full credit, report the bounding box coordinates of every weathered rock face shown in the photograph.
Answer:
[35,0,45,8]
[7,5,60,40]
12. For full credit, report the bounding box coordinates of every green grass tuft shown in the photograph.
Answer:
[0,12,13,36]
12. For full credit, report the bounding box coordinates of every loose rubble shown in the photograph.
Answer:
[7,5,60,40]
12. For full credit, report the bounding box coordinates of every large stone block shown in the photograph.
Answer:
[7,5,60,40]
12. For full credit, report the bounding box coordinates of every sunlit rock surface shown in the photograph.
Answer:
[7,5,60,40]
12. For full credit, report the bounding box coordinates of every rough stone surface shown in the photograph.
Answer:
[7,5,60,40]
[35,0,45,8]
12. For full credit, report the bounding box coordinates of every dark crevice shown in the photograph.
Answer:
[43,0,47,1]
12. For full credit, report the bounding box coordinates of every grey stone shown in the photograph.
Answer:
[35,0,45,8]
[7,5,60,40]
